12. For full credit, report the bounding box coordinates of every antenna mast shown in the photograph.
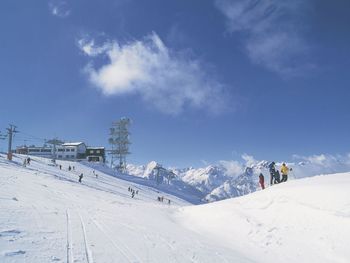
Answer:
[109,117,131,172]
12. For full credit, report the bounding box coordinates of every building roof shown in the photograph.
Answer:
[17,145,52,149]
[87,147,105,150]
[62,142,85,147]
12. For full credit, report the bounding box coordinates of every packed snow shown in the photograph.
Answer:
[1,154,349,262]
[178,173,350,262]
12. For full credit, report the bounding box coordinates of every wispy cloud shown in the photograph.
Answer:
[49,0,71,18]
[220,152,350,179]
[218,160,244,178]
[78,33,229,115]
[291,153,350,178]
[215,0,313,76]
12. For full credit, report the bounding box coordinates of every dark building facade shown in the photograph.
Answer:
[86,147,105,163]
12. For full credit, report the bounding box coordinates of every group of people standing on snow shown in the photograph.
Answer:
[128,187,138,198]
[22,157,31,167]
[157,196,171,205]
[57,163,86,183]
[259,162,292,190]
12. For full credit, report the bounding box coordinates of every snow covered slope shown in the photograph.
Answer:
[177,172,350,263]
[0,154,249,263]
[1,153,349,262]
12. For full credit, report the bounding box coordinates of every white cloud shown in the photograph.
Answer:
[77,39,112,57]
[49,0,71,18]
[78,33,229,115]
[292,154,345,169]
[241,153,258,167]
[289,153,350,178]
[215,0,312,76]
[219,152,350,180]
[219,160,244,178]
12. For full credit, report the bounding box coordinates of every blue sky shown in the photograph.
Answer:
[0,0,349,167]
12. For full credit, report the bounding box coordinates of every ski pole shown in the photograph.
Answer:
[290,169,296,180]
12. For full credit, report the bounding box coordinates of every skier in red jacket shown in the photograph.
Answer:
[259,173,265,190]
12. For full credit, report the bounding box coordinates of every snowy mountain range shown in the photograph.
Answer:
[126,160,269,202]
[126,154,350,202]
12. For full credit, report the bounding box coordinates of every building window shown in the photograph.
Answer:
[58,155,62,158]
[58,149,64,152]
[90,150,94,154]
[96,150,100,154]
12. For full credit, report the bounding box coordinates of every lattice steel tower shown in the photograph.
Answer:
[109,117,131,172]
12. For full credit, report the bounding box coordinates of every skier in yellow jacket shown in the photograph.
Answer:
[280,163,291,182]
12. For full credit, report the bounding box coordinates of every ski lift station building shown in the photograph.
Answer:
[16,142,105,162]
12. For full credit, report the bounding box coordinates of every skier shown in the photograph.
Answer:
[280,163,290,182]
[68,166,71,171]
[268,161,276,185]
[23,159,27,167]
[259,173,265,190]
[59,165,62,170]
[27,157,31,165]
[131,191,135,198]
[274,170,281,184]
[78,173,83,183]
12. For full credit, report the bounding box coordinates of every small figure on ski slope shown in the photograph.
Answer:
[78,173,83,183]
[280,163,291,183]
[259,173,265,190]
[268,161,276,185]
[274,170,281,184]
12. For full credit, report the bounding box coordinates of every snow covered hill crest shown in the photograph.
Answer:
[126,154,350,202]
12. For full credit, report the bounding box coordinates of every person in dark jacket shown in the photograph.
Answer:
[78,173,83,183]
[274,170,281,184]
[259,173,265,190]
[268,161,276,185]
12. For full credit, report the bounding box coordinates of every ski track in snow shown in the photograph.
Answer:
[90,218,137,263]
[79,213,94,263]
[66,209,74,263]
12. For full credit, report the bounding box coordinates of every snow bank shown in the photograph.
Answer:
[177,173,350,263]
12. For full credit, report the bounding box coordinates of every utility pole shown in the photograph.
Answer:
[153,164,175,185]
[46,138,64,164]
[0,132,7,153]
[154,165,161,185]
[6,124,18,160]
